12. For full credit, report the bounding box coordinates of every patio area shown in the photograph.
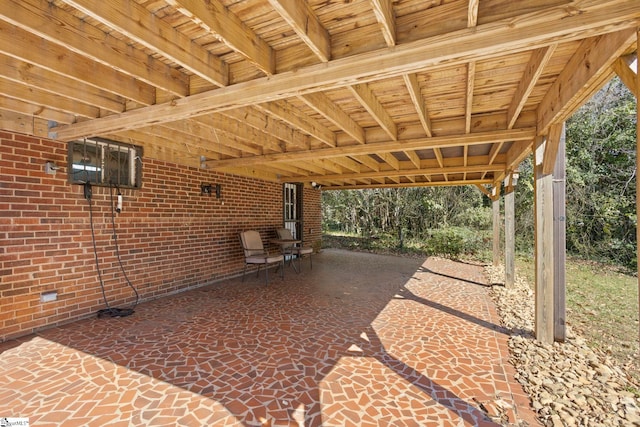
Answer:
[0,249,538,426]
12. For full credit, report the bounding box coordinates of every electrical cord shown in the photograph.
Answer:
[107,184,139,312]
[85,182,138,318]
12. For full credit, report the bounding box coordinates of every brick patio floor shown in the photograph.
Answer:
[0,249,540,426]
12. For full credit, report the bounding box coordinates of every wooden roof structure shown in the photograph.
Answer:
[1,0,639,190]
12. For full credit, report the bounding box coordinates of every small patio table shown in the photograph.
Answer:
[270,238,302,273]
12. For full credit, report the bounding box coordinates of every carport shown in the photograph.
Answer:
[0,249,538,426]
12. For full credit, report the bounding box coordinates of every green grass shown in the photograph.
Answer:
[517,256,640,385]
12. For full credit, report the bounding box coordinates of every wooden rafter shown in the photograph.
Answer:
[50,1,640,141]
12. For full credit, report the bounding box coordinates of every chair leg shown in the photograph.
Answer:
[242,263,247,282]
[280,259,285,279]
[265,264,269,285]
[309,253,312,270]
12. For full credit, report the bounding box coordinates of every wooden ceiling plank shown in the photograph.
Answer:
[537,28,637,134]
[507,45,557,129]
[206,127,536,168]
[267,0,330,62]
[299,92,365,144]
[0,20,153,105]
[403,73,432,137]
[0,0,187,97]
[348,83,397,140]
[51,0,640,140]
[0,77,98,118]
[63,0,228,87]
[0,54,124,114]
[612,54,638,97]
[258,100,336,147]
[369,0,396,47]
[0,97,74,124]
[166,0,273,75]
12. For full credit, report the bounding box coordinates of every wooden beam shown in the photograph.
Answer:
[206,127,536,168]
[534,135,554,344]
[553,123,567,342]
[369,0,396,47]
[293,162,505,182]
[300,92,365,144]
[0,20,154,105]
[221,107,310,150]
[353,154,380,172]
[475,183,490,197]
[542,123,563,175]
[433,147,444,168]
[508,45,557,129]
[403,73,432,137]
[636,28,640,349]
[268,0,330,62]
[613,54,638,97]
[465,61,476,134]
[0,96,74,124]
[258,100,336,147]
[0,0,188,97]
[349,83,397,140]
[377,152,400,170]
[63,0,228,87]
[537,29,636,134]
[492,196,500,267]
[51,0,640,140]
[167,0,274,75]
[404,150,421,169]
[504,183,515,288]
[468,0,479,27]
[323,178,493,190]
[0,54,124,114]
[0,76,99,118]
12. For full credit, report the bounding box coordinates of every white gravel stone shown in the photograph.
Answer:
[486,265,640,427]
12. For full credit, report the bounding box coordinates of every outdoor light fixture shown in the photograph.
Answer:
[201,183,221,198]
[504,171,520,188]
[201,183,213,196]
[45,161,59,175]
[311,181,322,190]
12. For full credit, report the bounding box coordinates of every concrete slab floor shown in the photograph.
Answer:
[0,249,540,426]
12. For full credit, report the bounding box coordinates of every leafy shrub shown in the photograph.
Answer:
[424,227,484,259]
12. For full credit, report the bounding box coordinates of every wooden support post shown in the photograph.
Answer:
[636,29,640,348]
[492,186,501,267]
[535,136,554,344]
[553,124,567,342]
[504,187,515,288]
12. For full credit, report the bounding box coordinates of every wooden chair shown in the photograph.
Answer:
[276,228,313,271]
[239,230,284,285]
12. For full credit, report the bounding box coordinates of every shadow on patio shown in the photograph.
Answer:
[0,249,538,426]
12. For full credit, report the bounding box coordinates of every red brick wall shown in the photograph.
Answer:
[0,130,321,340]
[303,186,322,253]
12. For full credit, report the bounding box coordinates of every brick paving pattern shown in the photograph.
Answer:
[0,249,539,426]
